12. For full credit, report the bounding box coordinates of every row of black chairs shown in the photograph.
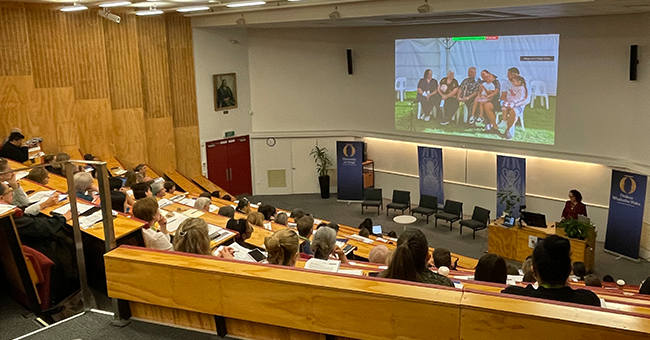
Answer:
[361,188,491,239]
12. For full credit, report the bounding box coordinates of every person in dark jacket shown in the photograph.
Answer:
[0,131,29,163]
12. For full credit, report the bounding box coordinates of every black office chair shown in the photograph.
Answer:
[411,195,437,223]
[386,190,410,216]
[460,206,490,239]
[361,188,383,215]
[434,200,463,231]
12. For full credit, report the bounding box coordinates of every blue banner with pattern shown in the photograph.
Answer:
[336,141,364,201]
[418,146,444,206]
[497,156,526,218]
[605,170,647,260]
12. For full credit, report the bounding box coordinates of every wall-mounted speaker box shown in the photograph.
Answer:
[347,49,353,75]
[630,45,638,81]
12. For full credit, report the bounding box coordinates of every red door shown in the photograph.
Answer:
[206,139,230,193]
[227,136,252,196]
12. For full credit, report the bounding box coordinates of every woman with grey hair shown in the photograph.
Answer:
[274,212,288,226]
[74,172,96,202]
[151,181,166,198]
[194,197,212,212]
[311,227,348,264]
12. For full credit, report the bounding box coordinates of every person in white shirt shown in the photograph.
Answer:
[132,197,173,251]
[502,75,528,140]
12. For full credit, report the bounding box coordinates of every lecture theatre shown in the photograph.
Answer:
[2,0,650,339]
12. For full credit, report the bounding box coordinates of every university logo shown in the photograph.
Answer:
[342,144,356,158]
[620,175,637,195]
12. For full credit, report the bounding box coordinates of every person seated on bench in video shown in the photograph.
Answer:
[561,189,587,220]
[173,218,211,256]
[132,197,173,251]
[379,228,454,287]
[0,131,29,163]
[501,235,600,307]
[311,226,349,265]
[417,69,440,122]
[264,228,300,267]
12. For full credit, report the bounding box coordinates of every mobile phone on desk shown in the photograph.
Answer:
[342,244,356,255]
[25,190,35,195]
[248,249,267,262]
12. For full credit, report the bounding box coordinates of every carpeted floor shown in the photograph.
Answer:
[17,311,231,340]
[250,193,650,285]
[0,293,42,340]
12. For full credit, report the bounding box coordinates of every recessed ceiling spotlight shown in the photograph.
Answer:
[60,2,88,12]
[177,6,210,12]
[99,1,131,8]
[135,5,163,15]
[226,1,266,8]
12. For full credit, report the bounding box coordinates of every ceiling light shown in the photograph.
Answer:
[61,2,88,12]
[99,1,131,7]
[226,1,266,8]
[177,6,210,12]
[136,5,163,15]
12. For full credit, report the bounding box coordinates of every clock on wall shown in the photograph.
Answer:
[266,137,276,147]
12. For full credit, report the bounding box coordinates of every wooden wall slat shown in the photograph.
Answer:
[104,14,143,109]
[25,7,73,89]
[50,87,78,153]
[75,98,114,159]
[165,15,198,127]
[30,87,68,155]
[137,16,172,119]
[0,76,33,137]
[112,108,148,169]
[145,116,176,175]
[174,126,201,177]
[0,4,32,76]
[68,11,110,100]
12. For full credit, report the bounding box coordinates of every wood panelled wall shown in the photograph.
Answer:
[0,2,201,176]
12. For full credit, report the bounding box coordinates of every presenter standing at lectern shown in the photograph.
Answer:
[561,190,587,220]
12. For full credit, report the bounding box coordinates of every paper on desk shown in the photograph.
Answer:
[114,169,127,176]
[304,258,340,273]
[179,198,196,207]
[208,223,223,235]
[79,210,103,229]
[454,282,464,289]
[250,203,259,209]
[263,222,272,230]
[15,171,29,181]
[28,190,56,203]
[158,199,173,209]
[165,212,188,233]
[209,205,218,213]
[507,275,524,283]
[0,204,16,215]
[338,269,363,276]
[183,209,204,218]
[126,190,133,197]
[335,241,347,249]
[349,234,374,244]
[313,219,322,225]
[453,275,474,281]
[52,202,94,216]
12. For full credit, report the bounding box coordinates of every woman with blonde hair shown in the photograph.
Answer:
[173,218,211,255]
[264,229,300,267]
[247,212,264,228]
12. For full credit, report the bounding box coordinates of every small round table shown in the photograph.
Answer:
[393,215,417,231]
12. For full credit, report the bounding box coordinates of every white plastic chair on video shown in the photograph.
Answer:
[452,102,468,124]
[417,102,437,120]
[529,80,549,110]
[395,77,407,102]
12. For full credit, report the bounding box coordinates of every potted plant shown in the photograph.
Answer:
[497,190,521,216]
[557,219,596,240]
[310,145,333,199]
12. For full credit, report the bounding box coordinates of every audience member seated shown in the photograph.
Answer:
[0,131,29,163]
[132,197,173,251]
[379,228,454,287]
[474,254,507,284]
[572,261,587,281]
[26,167,50,185]
[74,172,97,202]
[211,191,220,198]
[226,218,256,249]
[258,204,277,221]
[236,198,251,215]
[290,208,306,221]
[43,154,55,173]
[297,215,315,255]
[0,181,58,216]
[83,154,99,178]
[312,227,349,264]
[109,177,130,213]
[640,277,650,295]
[151,181,166,199]
[359,218,372,230]
[359,228,371,238]
[584,274,602,288]
[173,218,211,256]
[194,197,212,212]
[218,206,235,218]
[507,264,519,276]
[275,212,288,225]
[326,222,339,233]
[602,275,615,283]
[222,194,232,201]
[432,248,452,270]
[124,170,137,188]
[264,229,300,267]
[132,182,152,200]
[247,212,265,228]
[164,181,177,195]
[501,235,600,307]
[134,164,152,183]
[523,271,536,283]
[49,153,70,176]
[368,245,391,265]
[199,192,212,199]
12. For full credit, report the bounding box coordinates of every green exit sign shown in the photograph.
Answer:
[225,131,235,137]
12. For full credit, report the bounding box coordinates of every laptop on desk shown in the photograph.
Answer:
[522,212,547,228]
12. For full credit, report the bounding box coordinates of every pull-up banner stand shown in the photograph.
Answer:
[496,155,526,218]
[418,146,444,206]
[337,141,364,201]
[604,170,647,261]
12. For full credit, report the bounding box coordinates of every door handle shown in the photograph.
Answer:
[226,169,229,181]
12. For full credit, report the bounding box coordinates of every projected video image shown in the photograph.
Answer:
[395,34,559,145]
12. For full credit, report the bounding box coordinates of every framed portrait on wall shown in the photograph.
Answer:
[214,73,238,111]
